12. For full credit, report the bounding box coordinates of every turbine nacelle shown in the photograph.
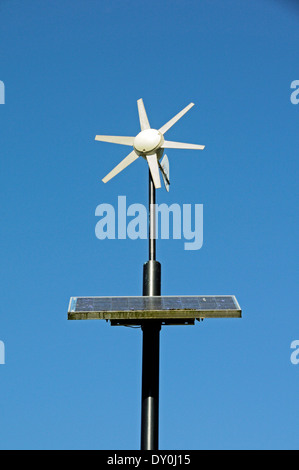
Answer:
[95,99,205,190]
[133,129,164,157]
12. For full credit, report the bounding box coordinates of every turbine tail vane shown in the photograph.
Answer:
[159,155,170,192]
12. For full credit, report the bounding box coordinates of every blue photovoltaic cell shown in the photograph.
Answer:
[68,296,241,321]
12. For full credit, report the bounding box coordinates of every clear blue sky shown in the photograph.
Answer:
[0,0,298,450]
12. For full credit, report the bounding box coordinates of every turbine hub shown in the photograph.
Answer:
[134,129,164,155]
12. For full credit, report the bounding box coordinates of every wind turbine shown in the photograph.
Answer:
[95,99,205,191]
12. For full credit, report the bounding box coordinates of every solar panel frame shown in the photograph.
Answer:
[68,295,242,321]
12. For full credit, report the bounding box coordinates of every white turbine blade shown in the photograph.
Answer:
[162,140,205,150]
[137,99,150,130]
[146,154,161,189]
[159,155,170,192]
[95,135,135,146]
[159,103,194,135]
[102,150,139,183]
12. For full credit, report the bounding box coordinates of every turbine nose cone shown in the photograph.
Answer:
[134,129,163,154]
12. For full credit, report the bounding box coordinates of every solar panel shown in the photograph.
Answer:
[68,296,242,321]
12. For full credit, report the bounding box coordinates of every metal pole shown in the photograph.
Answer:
[140,321,161,450]
[141,170,161,451]
[149,171,156,261]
